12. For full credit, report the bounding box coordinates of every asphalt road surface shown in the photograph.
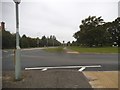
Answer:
[2,48,118,71]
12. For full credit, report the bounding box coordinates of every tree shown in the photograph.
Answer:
[20,34,29,48]
[2,30,15,49]
[2,28,61,48]
[73,16,105,47]
[67,41,71,46]
[104,17,120,46]
[73,16,120,47]
[45,35,61,46]
[40,36,47,47]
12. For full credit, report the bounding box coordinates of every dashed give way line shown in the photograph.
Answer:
[25,65,101,72]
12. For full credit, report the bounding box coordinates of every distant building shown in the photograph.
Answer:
[0,22,5,31]
[118,1,120,17]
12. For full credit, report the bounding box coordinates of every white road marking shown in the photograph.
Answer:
[22,47,58,51]
[25,65,101,71]
[41,68,47,71]
[22,48,44,51]
[78,67,86,72]
[3,50,8,53]
[10,54,14,56]
[66,52,79,54]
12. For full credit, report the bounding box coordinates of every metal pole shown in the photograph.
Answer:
[37,38,39,47]
[47,37,48,47]
[15,2,21,80]
[53,37,54,47]
[16,3,20,48]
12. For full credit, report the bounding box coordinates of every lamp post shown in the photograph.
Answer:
[13,0,21,80]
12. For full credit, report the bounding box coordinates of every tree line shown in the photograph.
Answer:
[2,16,120,49]
[2,30,61,49]
[73,16,120,47]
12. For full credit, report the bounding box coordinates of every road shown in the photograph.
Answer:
[2,48,118,71]
[2,48,118,88]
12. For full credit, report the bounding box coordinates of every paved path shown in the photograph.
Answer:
[3,70,91,88]
[83,71,118,88]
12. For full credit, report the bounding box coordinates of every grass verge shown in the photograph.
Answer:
[68,46,118,53]
[43,47,64,53]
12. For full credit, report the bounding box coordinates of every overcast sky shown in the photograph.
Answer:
[1,0,119,43]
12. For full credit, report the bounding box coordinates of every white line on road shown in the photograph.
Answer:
[10,54,14,56]
[66,52,79,54]
[3,50,8,53]
[41,68,47,71]
[25,65,101,71]
[22,48,44,51]
[78,67,86,72]
[21,47,58,51]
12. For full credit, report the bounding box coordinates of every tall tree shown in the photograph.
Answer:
[73,16,105,47]
[20,34,29,48]
[40,36,47,47]
[104,17,120,46]
[2,30,15,49]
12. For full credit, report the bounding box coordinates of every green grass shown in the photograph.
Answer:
[68,46,119,53]
[43,47,64,53]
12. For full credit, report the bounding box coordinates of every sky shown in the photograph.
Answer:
[118,1,120,17]
[1,0,119,43]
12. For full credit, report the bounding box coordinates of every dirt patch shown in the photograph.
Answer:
[83,71,118,88]
[64,47,79,54]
